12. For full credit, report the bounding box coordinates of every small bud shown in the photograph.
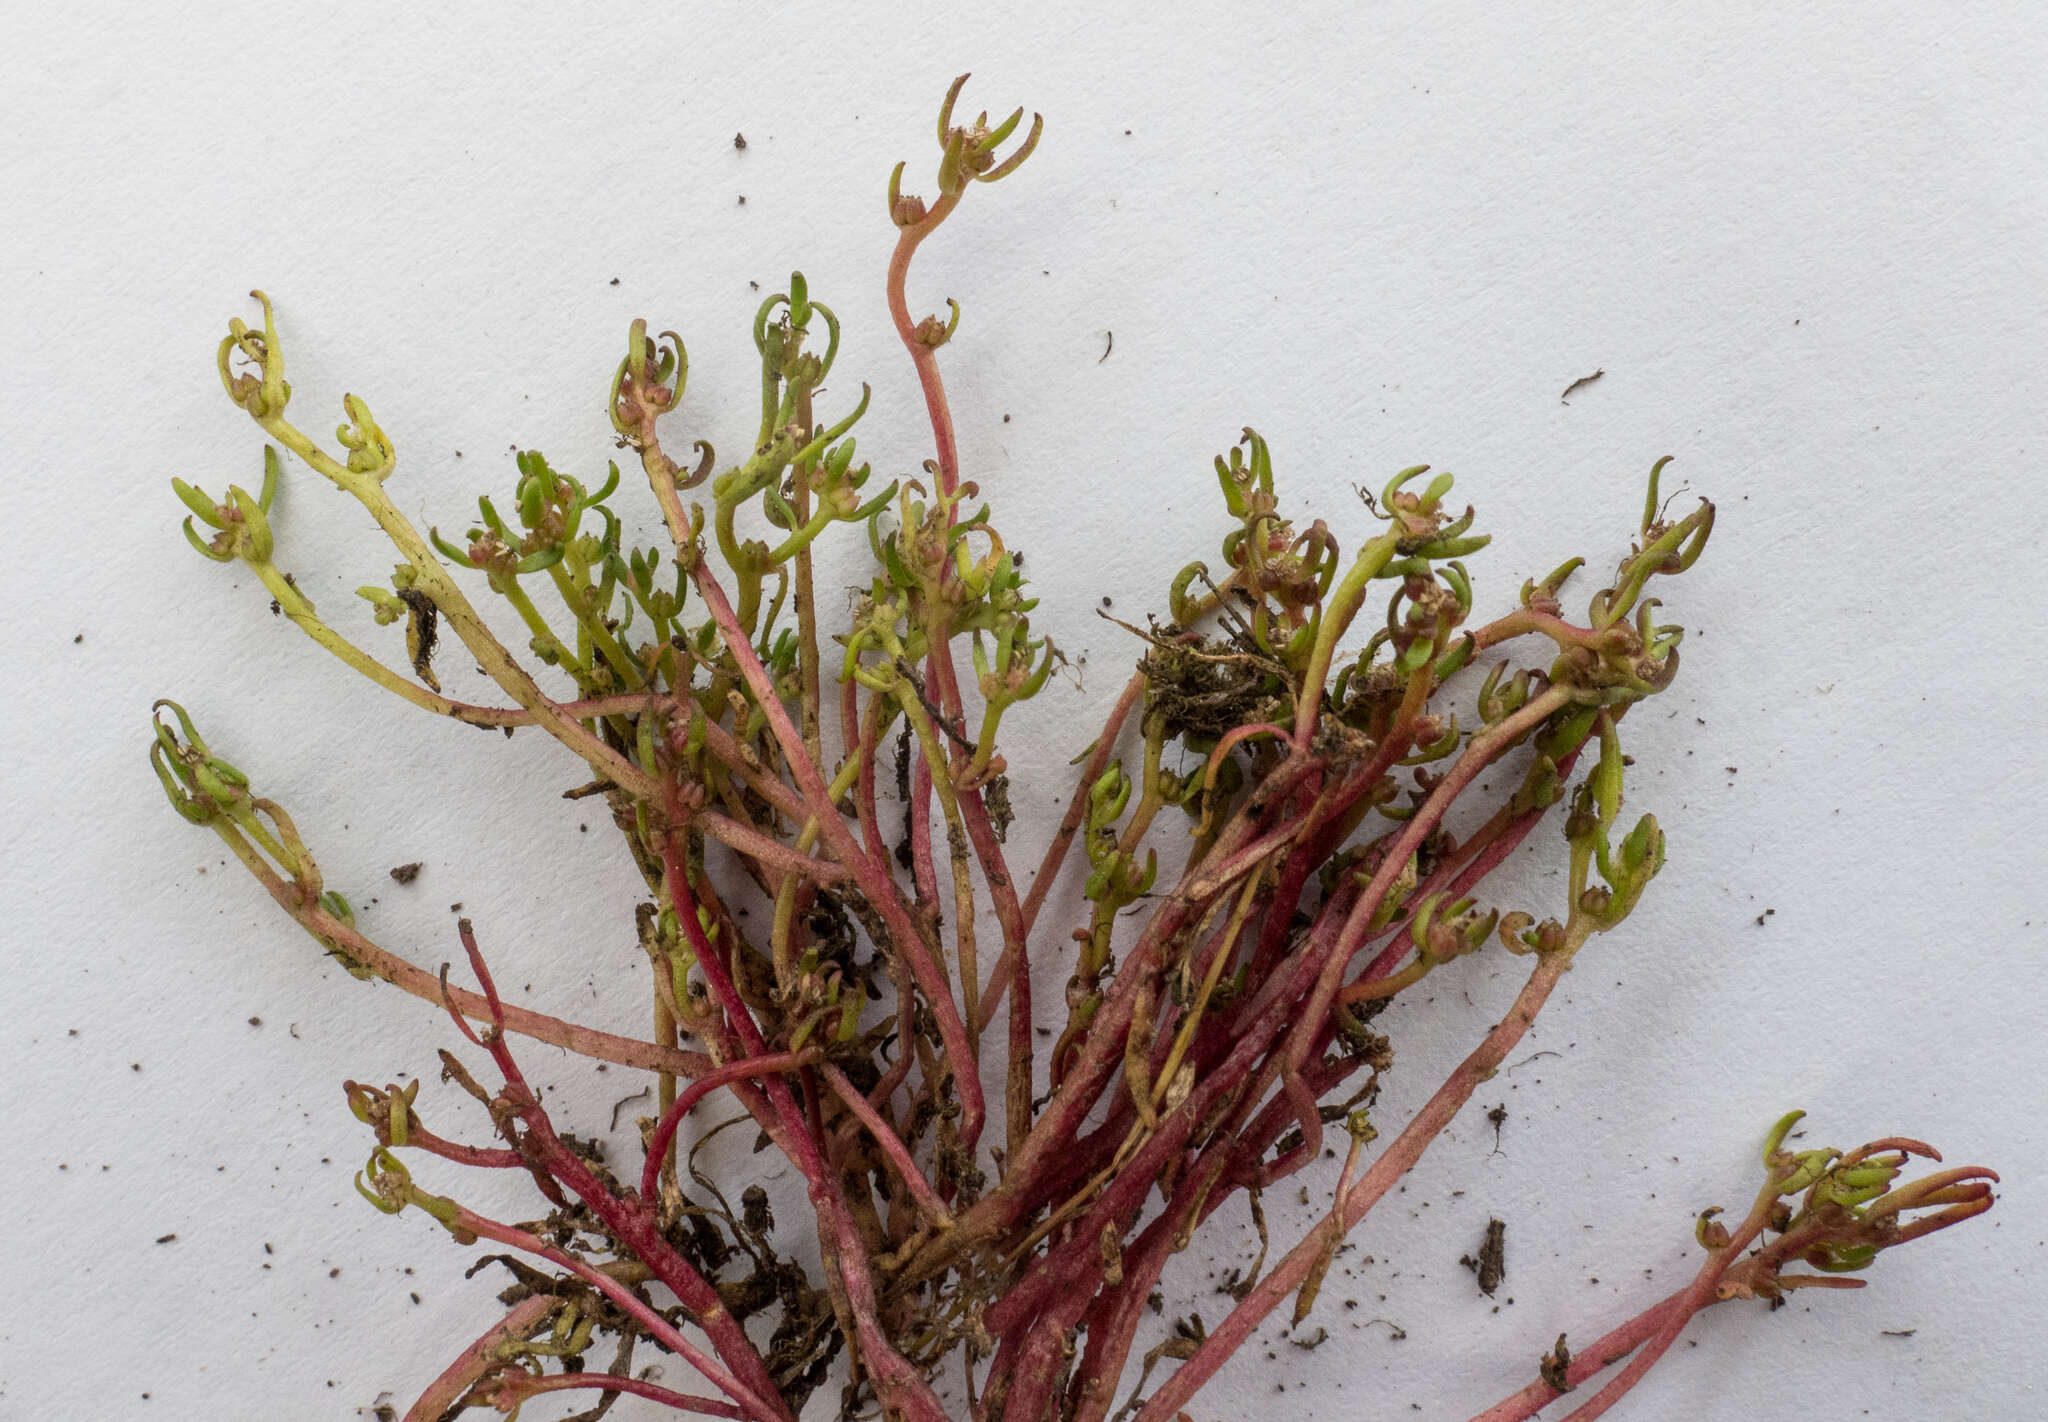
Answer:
[1696,1206,1731,1250]
[336,394,395,479]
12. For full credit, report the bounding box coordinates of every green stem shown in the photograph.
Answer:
[252,412,658,800]
[248,559,458,717]
[1293,532,1400,749]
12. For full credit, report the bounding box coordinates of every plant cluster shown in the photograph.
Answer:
[154,76,1994,1422]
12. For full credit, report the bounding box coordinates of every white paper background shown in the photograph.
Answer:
[3,2,2044,1418]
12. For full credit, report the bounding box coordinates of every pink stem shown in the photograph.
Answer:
[1552,1207,1775,1422]
[691,565,986,1149]
[694,715,818,825]
[1349,793,1568,994]
[696,810,849,885]
[850,677,890,868]
[398,1125,524,1171]
[885,195,966,497]
[1179,811,1314,903]
[659,808,774,1065]
[219,839,718,1081]
[909,753,941,907]
[1461,1292,1686,1422]
[1133,949,1573,1422]
[823,1063,950,1225]
[486,1370,748,1417]
[987,923,1343,1340]
[841,1029,918,1158]
[402,1294,561,1422]
[926,639,1034,1150]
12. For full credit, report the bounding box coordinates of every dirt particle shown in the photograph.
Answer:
[1540,1334,1574,1393]
[1460,1218,1507,1295]
[609,1085,651,1132]
[389,862,423,885]
[156,1233,177,1244]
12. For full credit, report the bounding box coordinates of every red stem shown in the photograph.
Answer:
[447,1201,786,1422]
[994,750,1321,1209]
[399,1123,524,1171]
[661,812,956,1422]
[989,911,1356,1345]
[909,752,940,907]
[455,923,792,1422]
[642,1051,816,1203]
[1231,690,1569,1164]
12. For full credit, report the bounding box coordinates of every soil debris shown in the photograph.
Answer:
[1560,369,1604,404]
[1540,1333,1573,1392]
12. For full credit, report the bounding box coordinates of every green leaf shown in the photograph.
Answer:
[172,478,226,528]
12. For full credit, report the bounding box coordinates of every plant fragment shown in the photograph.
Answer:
[158,73,1994,1422]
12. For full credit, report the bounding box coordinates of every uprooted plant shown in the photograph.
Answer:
[153,75,1995,1422]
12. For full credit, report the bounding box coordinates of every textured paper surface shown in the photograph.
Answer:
[3,2,2044,1417]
